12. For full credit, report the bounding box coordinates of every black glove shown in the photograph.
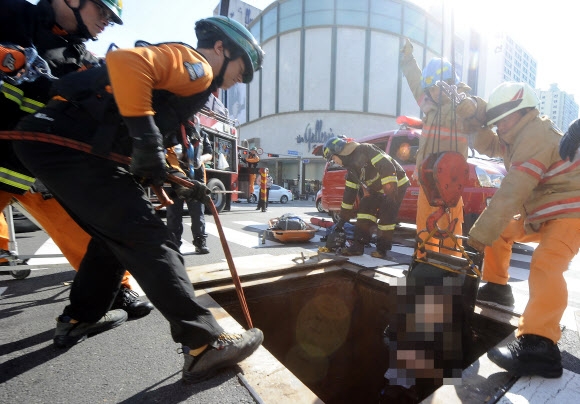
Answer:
[560,119,580,162]
[124,116,167,187]
[175,180,211,203]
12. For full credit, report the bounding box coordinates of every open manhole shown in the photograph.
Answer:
[209,269,515,403]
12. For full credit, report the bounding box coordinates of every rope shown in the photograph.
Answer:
[0,130,254,328]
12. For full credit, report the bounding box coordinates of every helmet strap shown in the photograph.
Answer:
[214,54,231,88]
[64,0,96,41]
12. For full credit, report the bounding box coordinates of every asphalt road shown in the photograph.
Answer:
[3,198,580,403]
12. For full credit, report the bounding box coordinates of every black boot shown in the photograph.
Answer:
[488,334,563,378]
[111,286,154,318]
[477,282,515,306]
[194,237,210,254]
[342,241,365,256]
[343,228,368,256]
[371,231,393,259]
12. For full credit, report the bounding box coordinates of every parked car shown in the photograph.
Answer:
[317,116,506,234]
[249,184,293,204]
[315,189,325,212]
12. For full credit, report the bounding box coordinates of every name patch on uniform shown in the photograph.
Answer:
[184,62,205,81]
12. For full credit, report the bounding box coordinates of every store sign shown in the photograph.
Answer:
[295,119,337,152]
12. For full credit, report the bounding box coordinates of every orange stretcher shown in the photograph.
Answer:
[267,217,317,243]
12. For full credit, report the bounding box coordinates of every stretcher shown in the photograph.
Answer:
[267,216,317,243]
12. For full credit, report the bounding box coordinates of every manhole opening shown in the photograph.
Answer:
[210,270,515,403]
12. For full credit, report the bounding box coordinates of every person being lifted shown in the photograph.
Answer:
[12,16,265,384]
[323,137,409,258]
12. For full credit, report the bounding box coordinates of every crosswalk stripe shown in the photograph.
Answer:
[22,221,536,282]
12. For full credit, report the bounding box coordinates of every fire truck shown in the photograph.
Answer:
[193,104,255,213]
[192,107,238,212]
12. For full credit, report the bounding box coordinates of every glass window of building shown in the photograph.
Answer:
[426,19,442,53]
[250,19,261,43]
[305,0,334,27]
[403,5,426,43]
[280,0,302,32]
[370,0,402,33]
[336,0,368,27]
[262,7,278,41]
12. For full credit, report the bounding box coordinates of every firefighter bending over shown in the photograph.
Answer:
[11,16,265,384]
[323,137,409,258]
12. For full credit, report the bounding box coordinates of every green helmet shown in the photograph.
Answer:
[99,0,123,25]
[195,16,264,84]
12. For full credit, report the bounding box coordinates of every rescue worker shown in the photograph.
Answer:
[256,168,272,212]
[245,146,260,202]
[10,16,265,383]
[165,120,213,255]
[400,38,486,256]
[323,137,410,258]
[467,82,580,379]
[0,0,153,317]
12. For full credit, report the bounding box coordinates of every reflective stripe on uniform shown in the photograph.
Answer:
[357,213,377,222]
[341,202,354,209]
[0,167,36,191]
[370,153,384,165]
[345,180,358,189]
[380,175,397,185]
[364,173,380,186]
[398,177,410,187]
[1,82,45,114]
[378,223,396,231]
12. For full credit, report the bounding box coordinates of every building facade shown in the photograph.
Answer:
[225,0,482,197]
[536,84,579,132]
[480,33,537,99]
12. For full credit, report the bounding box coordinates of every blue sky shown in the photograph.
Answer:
[86,0,273,56]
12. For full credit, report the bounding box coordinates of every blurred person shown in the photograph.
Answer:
[11,16,265,383]
[467,82,580,378]
[323,137,409,258]
[0,0,153,317]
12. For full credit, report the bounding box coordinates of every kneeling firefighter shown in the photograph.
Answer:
[323,137,410,258]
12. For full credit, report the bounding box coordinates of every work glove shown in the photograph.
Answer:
[456,96,487,132]
[560,119,580,162]
[0,44,26,74]
[400,38,413,62]
[175,180,211,203]
[124,116,167,187]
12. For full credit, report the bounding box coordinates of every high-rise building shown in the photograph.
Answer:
[537,84,579,131]
[480,33,537,99]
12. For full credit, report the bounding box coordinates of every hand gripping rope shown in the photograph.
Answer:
[0,130,254,329]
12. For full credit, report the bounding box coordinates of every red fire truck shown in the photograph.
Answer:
[194,105,250,213]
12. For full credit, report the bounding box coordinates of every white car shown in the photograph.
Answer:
[249,184,293,204]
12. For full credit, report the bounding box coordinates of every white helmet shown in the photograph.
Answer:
[486,82,538,125]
